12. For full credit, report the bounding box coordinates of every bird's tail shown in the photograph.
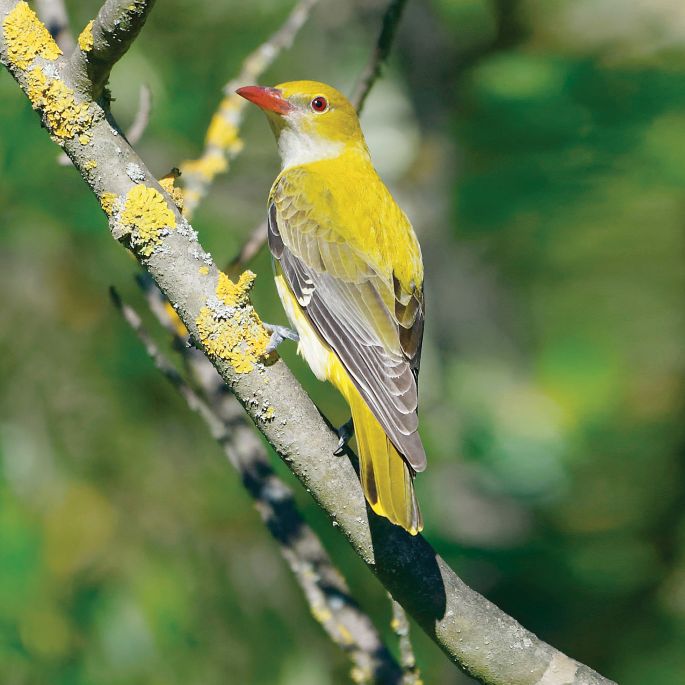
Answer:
[342,378,423,535]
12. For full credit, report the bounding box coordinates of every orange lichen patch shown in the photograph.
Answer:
[180,152,227,182]
[199,265,209,276]
[100,192,118,216]
[159,173,184,211]
[26,68,92,142]
[2,2,61,70]
[84,159,97,171]
[195,270,269,374]
[121,184,176,256]
[77,20,94,52]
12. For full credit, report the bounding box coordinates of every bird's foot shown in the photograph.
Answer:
[334,418,354,455]
[264,322,299,354]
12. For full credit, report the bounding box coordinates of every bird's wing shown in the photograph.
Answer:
[268,170,426,472]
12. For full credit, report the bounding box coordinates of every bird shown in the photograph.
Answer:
[237,81,426,534]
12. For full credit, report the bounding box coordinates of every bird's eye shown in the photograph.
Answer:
[310,96,328,113]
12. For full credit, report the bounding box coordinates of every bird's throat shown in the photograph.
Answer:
[277,127,346,170]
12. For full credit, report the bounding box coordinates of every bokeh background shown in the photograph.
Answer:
[2,0,685,683]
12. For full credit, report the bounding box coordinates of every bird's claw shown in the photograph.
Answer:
[334,418,354,455]
[264,322,299,354]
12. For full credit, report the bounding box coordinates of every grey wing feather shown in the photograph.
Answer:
[268,202,427,472]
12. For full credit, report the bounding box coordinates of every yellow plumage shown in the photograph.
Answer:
[274,263,422,534]
[239,81,425,534]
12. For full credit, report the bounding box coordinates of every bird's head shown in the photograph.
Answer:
[237,80,368,169]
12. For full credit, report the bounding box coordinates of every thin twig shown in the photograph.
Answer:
[126,83,152,145]
[112,284,403,684]
[350,0,409,112]
[226,219,267,276]
[389,596,422,685]
[34,0,74,53]
[228,0,410,271]
[180,0,321,219]
[0,5,618,683]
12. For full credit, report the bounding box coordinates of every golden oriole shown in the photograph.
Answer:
[237,81,426,534]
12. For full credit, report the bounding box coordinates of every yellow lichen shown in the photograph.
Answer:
[215,270,256,307]
[100,192,118,216]
[180,153,227,182]
[2,2,61,70]
[199,266,209,276]
[84,159,97,171]
[337,624,354,646]
[26,68,92,142]
[195,270,269,374]
[159,173,184,211]
[310,604,333,625]
[206,106,242,153]
[121,184,176,256]
[77,20,94,52]
[351,668,367,684]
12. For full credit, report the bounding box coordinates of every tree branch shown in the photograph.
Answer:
[57,81,152,166]
[111,285,403,684]
[126,82,152,145]
[180,0,321,219]
[389,596,421,684]
[0,3,616,683]
[67,0,156,98]
[226,219,268,275]
[350,0,408,112]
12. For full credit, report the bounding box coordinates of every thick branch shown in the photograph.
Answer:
[350,0,408,112]
[57,81,152,166]
[111,286,403,684]
[0,5,616,684]
[67,0,156,98]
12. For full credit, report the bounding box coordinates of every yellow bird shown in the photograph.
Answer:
[237,81,426,534]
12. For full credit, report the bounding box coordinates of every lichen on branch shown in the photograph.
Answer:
[26,67,92,143]
[77,20,94,52]
[120,184,176,256]
[67,0,157,98]
[2,1,61,69]
[196,270,270,374]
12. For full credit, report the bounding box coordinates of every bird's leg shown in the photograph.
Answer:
[334,418,355,455]
[263,322,299,353]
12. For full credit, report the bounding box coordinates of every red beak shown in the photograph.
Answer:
[236,86,292,115]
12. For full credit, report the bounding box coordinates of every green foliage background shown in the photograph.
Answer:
[1,1,684,683]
